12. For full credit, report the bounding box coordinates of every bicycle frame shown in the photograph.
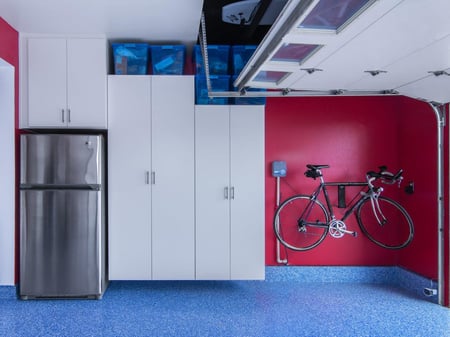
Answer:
[310,175,370,222]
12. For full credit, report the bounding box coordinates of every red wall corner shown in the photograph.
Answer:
[264,95,439,280]
[0,16,20,284]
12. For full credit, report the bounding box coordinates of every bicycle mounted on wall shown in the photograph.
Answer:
[273,165,414,251]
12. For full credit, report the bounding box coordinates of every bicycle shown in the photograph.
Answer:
[273,164,414,251]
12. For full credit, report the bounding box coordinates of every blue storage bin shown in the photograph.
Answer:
[231,45,257,75]
[150,45,185,75]
[194,45,230,75]
[231,76,266,105]
[195,75,230,105]
[112,43,149,75]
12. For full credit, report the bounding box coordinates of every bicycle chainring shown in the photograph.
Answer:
[329,219,347,238]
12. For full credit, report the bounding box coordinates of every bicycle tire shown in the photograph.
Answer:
[356,196,414,249]
[273,194,330,251]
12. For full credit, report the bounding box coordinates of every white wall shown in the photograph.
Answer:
[0,58,15,285]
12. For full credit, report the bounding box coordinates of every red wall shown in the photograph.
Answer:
[265,96,438,280]
[0,17,19,283]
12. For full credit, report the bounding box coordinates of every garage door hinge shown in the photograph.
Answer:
[430,102,446,127]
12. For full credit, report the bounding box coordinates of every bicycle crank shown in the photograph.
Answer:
[329,220,357,238]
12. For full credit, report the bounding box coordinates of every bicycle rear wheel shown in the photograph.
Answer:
[273,195,329,251]
[356,196,414,249]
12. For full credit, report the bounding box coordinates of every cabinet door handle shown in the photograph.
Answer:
[231,187,235,200]
[224,187,229,200]
[151,171,156,185]
[145,171,150,185]
[67,109,71,123]
[61,109,65,123]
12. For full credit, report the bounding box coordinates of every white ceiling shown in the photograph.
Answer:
[0,0,203,44]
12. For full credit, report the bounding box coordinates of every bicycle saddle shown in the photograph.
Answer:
[306,164,330,170]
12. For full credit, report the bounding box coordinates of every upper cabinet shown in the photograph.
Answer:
[22,37,107,129]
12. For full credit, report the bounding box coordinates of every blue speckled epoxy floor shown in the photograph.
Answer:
[1,279,449,337]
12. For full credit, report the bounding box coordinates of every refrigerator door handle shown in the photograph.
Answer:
[145,171,150,185]
[61,109,65,123]
[151,171,156,185]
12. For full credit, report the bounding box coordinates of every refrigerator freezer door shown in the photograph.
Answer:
[20,134,104,186]
[20,189,104,298]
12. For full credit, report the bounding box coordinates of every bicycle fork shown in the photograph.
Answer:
[369,195,387,226]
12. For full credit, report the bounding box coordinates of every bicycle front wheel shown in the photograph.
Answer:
[357,196,414,249]
[273,195,329,251]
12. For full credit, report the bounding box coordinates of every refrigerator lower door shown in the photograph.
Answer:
[20,189,105,298]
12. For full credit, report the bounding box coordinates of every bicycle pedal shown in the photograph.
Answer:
[341,229,357,237]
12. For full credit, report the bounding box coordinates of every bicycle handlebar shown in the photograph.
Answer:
[366,166,403,188]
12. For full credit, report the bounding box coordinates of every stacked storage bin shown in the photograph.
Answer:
[231,45,257,75]
[194,44,265,105]
[231,45,266,105]
[194,45,231,105]
[112,43,186,75]
[150,45,186,75]
[112,43,149,75]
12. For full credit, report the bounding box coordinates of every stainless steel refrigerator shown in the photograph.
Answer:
[20,134,107,299]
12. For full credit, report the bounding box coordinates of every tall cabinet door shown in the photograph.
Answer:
[230,106,265,280]
[151,76,195,280]
[195,106,231,280]
[108,76,152,280]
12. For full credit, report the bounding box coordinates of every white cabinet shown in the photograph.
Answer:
[195,105,265,280]
[108,75,195,280]
[25,38,107,128]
